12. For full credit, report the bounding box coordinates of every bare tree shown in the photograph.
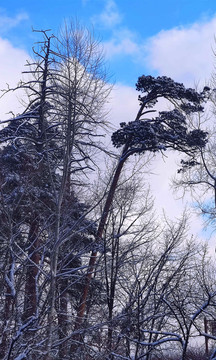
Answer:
[0,22,111,360]
[86,164,157,359]
[110,216,216,360]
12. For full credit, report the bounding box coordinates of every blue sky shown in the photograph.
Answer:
[1,0,216,86]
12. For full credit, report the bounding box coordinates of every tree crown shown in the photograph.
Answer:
[112,75,209,158]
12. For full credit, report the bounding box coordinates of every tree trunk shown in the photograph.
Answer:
[57,278,68,359]
[23,220,40,320]
[0,252,15,356]
[73,148,128,334]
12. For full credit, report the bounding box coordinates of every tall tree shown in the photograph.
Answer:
[74,75,209,335]
[0,22,111,360]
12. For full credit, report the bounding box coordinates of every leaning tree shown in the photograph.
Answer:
[74,75,210,335]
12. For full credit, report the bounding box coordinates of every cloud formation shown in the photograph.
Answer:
[145,16,216,86]
[103,28,139,58]
[102,12,216,87]
[0,38,29,119]
[108,83,138,128]
[91,0,122,28]
[0,10,28,34]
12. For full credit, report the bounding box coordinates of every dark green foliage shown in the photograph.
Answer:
[112,75,208,157]
[112,109,207,154]
[136,75,209,109]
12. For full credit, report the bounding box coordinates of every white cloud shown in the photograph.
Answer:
[0,38,29,119]
[92,0,122,29]
[107,82,138,129]
[102,14,216,87]
[103,28,139,58]
[0,10,29,33]
[145,16,216,86]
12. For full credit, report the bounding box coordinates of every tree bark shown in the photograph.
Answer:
[23,220,40,320]
[0,252,15,356]
[57,279,68,359]
[73,150,127,334]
